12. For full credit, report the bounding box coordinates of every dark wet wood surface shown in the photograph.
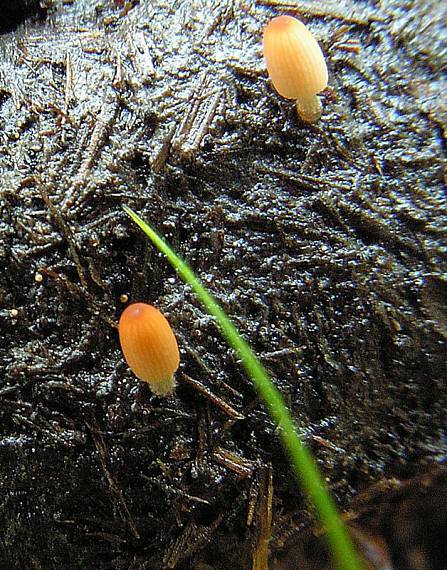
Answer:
[0,0,445,568]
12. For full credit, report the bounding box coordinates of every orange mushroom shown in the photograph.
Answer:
[119,303,180,396]
[262,15,328,123]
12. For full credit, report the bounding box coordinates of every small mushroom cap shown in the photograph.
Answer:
[263,16,328,100]
[119,303,180,392]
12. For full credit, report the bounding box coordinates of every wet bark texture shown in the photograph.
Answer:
[0,0,445,568]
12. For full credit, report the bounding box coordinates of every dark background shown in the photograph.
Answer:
[0,0,445,568]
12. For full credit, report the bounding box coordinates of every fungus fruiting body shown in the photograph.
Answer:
[263,15,328,123]
[119,303,180,396]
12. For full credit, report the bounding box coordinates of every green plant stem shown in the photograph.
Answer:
[122,205,364,570]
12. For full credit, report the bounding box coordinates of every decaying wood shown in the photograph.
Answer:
[0,0,445,568]
[251,465,273,570]
[88,422,140,540]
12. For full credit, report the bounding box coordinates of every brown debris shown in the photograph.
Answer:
[181,372,245,421]
[251,465,274,570]
[88,422,140,540]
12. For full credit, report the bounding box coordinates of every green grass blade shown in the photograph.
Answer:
[122,204,364,570]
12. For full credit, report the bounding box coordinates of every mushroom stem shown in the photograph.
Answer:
[150,375,176,397]
[295,95,323,123]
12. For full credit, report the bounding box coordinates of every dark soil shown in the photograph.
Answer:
[0,0,445,568]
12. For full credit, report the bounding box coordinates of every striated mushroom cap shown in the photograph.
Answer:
[263,15,328,100]
[119,303,180,396]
